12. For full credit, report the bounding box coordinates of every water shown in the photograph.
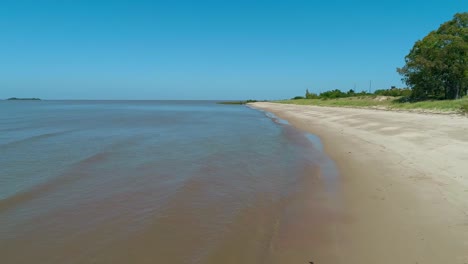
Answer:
[0,100,340,264]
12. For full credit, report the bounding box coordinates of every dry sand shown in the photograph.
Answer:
[250,102,468,264]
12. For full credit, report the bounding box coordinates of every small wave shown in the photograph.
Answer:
[0,130,74,149]
[263,111,289,125]
[0,133,151,212]
[0,151,111,212]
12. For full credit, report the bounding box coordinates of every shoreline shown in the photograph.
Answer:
[250,102,468,264]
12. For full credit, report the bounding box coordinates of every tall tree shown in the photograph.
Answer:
[305,89,311,98]
[397,13,468,99]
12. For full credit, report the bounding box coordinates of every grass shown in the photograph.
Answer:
[276,96,468,114]
[458,101,468,113]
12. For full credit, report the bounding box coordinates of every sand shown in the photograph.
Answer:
[250,102,468,264]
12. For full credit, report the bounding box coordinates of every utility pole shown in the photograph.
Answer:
[369,80,372,94]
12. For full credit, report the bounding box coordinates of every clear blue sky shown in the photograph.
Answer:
[1,0,465,100]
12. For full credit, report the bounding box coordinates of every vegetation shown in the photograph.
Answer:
[305,89,319,99]
[461,101,468,113]
[293,86,406,101]
[397,13,467,100]
[278,97,385,107]
[300,88,369,100]
[374,87,412,97]
[6,97,41,100]
[292,96,305,100]
[217,100,259,105]
[280,13,468,115]
[277,96,468,113]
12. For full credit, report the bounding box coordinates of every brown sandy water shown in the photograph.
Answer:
[0,101,341,264]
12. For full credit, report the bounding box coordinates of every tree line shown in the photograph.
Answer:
[294,87,411,100]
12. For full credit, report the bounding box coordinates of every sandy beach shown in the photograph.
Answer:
[250,102,468,264]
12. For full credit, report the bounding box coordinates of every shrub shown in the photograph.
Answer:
[305,93,319,99]
[292,96,305,100]
[374,87,412,97]
[320,89,348,99]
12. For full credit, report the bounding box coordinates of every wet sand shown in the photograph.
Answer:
[250,102,468,264]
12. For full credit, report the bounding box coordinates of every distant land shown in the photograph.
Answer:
[6,97,41,100]
[217,100,259,105]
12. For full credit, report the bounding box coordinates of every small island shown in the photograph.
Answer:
[6,97,41,101]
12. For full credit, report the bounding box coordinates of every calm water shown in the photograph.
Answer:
[0,100,340,264]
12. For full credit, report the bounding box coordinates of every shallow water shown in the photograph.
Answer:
[0,100,340,264]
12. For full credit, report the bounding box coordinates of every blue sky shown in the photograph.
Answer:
[0,0,465,100]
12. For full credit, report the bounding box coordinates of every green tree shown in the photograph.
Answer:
[397,13,468,99]
[305,89,319,99]
[320,89,348,99]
